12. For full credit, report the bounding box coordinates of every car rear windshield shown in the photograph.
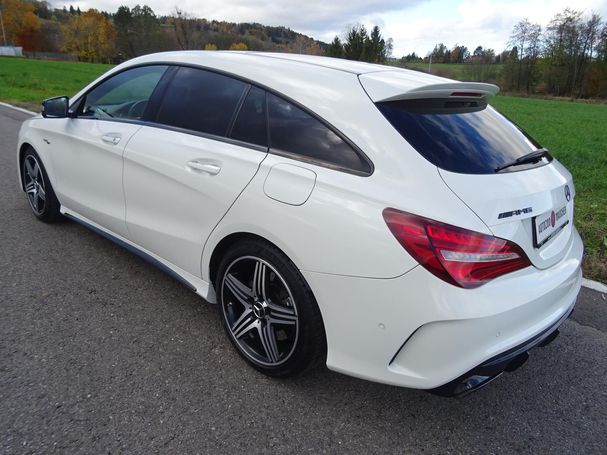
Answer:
[376,99,543,174]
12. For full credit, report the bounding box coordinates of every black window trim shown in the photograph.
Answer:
[69,61,374,177]
[226,83,253,138]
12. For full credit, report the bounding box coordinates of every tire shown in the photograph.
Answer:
[21,147,61,222]
[216,238,326,377]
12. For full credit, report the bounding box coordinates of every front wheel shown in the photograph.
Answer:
[216,239,326,377]
[21,147,61,222]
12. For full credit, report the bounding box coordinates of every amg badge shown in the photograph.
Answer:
[498,207,533,219]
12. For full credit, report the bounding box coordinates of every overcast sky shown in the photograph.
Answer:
[59,0,607,56]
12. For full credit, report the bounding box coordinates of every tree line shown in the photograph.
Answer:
[0,0,324,62]
[504,9,606,98]
[1,2,605,98]
[397,9,607,98]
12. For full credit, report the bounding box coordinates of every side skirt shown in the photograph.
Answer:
[61,206,216,303]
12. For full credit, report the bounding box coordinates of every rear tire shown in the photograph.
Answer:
[216,238,326,377]
[21,147,61,222]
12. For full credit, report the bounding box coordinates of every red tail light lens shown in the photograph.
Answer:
[383,208,531,289]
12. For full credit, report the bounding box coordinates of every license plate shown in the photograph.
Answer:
[532,205,569,248]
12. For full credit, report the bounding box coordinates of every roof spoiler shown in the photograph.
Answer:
[377,82,499,103]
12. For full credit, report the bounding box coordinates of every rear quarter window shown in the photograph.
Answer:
[267,93,370,174]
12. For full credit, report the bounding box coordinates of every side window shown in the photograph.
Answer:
[156,67,248,137]
[267,93,369,173]
[82,65,167,120]
[229,86,267,147]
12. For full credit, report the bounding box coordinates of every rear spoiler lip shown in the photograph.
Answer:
[377,82,500,103]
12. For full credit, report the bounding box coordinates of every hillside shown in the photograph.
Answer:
[11,1,327,61]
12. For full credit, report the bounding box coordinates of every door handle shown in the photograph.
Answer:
[101,134,121,145]
[187,160,221,175]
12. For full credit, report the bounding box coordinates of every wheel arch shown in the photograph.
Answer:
[209,230,328,373]
[18,142,33,190]
[208,231,294,287]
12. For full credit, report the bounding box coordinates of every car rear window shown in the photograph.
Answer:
[376,99,543,174]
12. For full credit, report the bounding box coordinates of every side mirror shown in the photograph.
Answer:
[42,96,69,118]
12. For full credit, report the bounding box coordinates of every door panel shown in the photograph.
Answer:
[124,126,267,277]
[44,65,169,236]
[46,118,141,237]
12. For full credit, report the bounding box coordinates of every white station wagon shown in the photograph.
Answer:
[18,52,583,396]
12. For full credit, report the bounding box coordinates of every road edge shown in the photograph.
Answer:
[0,100,606,294]
[582,278,607,294]
[0,101,37,116]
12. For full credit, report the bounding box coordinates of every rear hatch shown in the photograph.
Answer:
[360,71,575,269]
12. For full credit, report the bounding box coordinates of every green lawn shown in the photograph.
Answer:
[401,62,469,79]
[1,57,605,281]
[0,57,112,111]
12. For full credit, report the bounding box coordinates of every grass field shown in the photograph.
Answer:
[0,57,112,111]
[1,56,605,282]
[401,62,470,79]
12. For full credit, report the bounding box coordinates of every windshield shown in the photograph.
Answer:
[376,99,545,174]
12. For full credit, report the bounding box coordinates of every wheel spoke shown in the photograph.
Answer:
[33,192,39,211]
[266,300,297,325]
[224,273,253,309]
[252,261,267,301]
[37,184,46,201]
[25,159,36,180]
[231,310,258,339]
[25,182,36,194]
[33,161,41,180]
[258,322,280,363]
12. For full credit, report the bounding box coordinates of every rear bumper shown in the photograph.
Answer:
[430,305,572,396]
[302,227,583,391]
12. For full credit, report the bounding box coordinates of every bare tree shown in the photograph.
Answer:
[172,7,196,50]
[508,18,542,92]
[544,9,604,97]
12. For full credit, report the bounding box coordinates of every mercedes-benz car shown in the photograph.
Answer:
[17,51,583,396]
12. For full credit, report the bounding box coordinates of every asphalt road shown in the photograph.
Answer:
[1,105,606,454]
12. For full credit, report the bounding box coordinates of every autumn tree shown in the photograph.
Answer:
[0,0,41,49]
[449,44,469,63]
[62,9,115,63]
[229,42,248,50]
[283,35,323,55]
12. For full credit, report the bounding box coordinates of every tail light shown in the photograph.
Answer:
[383,208,531,289]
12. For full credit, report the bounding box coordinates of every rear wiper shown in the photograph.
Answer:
[495,148,552,173]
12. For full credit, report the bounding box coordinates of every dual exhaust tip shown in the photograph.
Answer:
[431,328,560,397]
